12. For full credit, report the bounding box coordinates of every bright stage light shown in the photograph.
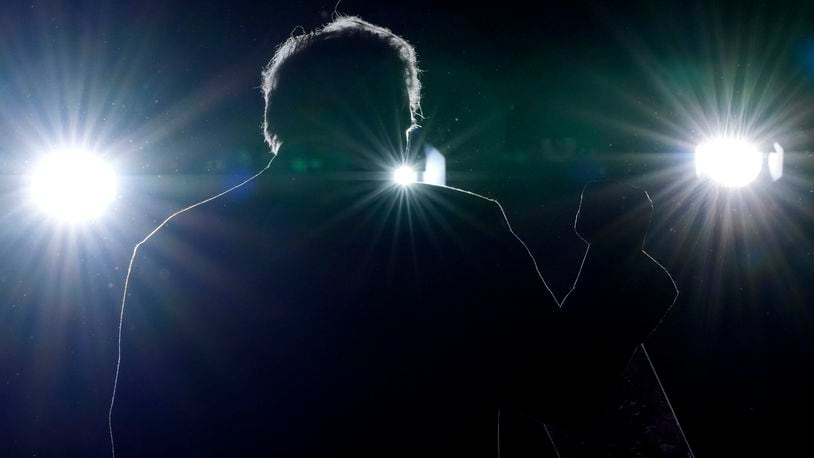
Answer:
[695,138,762,187]
[393,165,417,186]
[29,148,117,223]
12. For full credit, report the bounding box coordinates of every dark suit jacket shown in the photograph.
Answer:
[115,176,668,457]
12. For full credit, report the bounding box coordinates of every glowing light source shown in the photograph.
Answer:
[393,165,417,186]
[29,148,117,223]
[695,138,762,187]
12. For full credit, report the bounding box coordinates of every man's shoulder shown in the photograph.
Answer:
[413,182,497,206]
[132,181,516,271]
[412,183,509,230]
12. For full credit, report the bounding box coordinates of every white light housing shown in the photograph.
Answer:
[393,165,417,186]
[29,148,117,223]
[768,142,784,182]
[422,145,446,186]
[695,138,762,187]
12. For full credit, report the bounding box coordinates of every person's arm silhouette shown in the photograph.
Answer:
[569,181,677,346]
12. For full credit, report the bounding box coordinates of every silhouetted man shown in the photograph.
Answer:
[115,17,674,457]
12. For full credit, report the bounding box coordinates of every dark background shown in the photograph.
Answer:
[1,0,812,456]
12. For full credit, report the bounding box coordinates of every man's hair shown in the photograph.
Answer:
[261,16,422,154]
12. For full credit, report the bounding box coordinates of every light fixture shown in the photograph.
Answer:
[695,138,763,187]
[29,148,117,223]
[393,165,417,186]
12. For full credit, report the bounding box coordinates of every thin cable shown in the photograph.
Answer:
[543,423,563,458]
[107,157,274,458]
[640,251,694,457]
[641,344,695,457]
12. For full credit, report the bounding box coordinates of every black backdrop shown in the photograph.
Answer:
[0,0,812,456]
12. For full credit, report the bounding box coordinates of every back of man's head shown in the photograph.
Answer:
[262,16,421,162]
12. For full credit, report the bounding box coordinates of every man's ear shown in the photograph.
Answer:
[405,124,423,160]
